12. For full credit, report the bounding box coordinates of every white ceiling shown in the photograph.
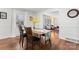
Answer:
[16,8,49,13]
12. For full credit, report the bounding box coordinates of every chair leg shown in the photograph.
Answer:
[32,41,34,49]
[19,37,21,44]
[49,39,51,47]
[26,39,28,49]
[22,38,24,48]
[45,39,51,47]
[19,37,24,48]
[45,40,47,45]
[25,38,28,50]
[38,40,41,49]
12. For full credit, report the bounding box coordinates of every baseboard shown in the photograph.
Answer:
[0,35,19,40]
[60,37,79,44]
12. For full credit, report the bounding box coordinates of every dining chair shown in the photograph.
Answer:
[42,32,51,47]
[18,25,27,48]
[24,27,40,49]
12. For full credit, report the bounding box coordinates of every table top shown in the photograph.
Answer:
[33,29,51,35]
[23,28,51,35]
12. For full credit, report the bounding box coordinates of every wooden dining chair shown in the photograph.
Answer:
[24,27,40,49]
[18,25,27,48]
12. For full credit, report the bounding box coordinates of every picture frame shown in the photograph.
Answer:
[67,9,79,18]
[0,12,7,19]
[16,15,25,25]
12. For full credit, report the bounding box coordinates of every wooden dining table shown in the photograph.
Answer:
[23,28,51,40]
[23,28,51,36]
[23,28,51,49]
[32,29,51,48]
[32,29,51,37]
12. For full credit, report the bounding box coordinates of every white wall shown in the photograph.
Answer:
[24,11,37,28]
[12,9,36,36]
[59,8,79,43]
[12,9,26,36]
[36,13,43,29]
[0,8,36,39]
[37,8,79,43]
[0,8,13,39]
[36,9,59,29]
[0,8,79,43]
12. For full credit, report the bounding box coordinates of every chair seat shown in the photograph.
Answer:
[41,34,45,36]
[27,36,40,43]
[32,36,40,41]
[23,33,27,37]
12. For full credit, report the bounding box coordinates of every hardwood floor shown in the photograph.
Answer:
[0,31,79,50]
[0,37,19,50]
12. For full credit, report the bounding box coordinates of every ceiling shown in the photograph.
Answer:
[16,8,49,13]
[48,11,59,15]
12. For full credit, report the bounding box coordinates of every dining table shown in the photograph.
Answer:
[23,27,51,49]
[23,28,51,36]
[32,29,51,37]
[23,28,51,39]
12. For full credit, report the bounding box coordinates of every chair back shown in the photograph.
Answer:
[24,27,33,40]
[18,25,24,37]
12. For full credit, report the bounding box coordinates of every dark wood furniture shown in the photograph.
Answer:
[18,25,27,48]
[24,27,40,49]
